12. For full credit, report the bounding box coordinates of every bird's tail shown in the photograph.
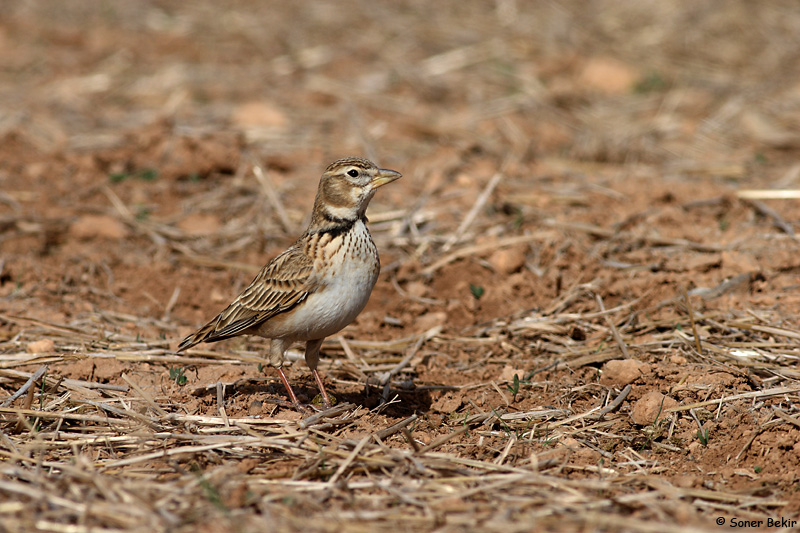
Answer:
[176,321,217,352]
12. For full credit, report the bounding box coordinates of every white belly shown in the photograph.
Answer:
[257,221,379,341]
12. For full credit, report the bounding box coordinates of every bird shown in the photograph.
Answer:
[177,157,401,411]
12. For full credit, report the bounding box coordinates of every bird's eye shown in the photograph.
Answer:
[347,169,359,178]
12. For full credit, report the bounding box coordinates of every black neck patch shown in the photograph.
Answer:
[313,213,367,239]
[322,211,355,226]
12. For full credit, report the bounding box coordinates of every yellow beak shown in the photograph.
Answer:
[371,168,402,188]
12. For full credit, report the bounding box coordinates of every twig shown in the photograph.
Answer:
[299,403,356,429]
[0,407,140,426]
[490,381,511,408]
[595,294,629,358]
[419,39,501,77]
[253,163,295,234]
[772,407,800,429]
[737,189,800,199]
[588,384,632,420]
[1,365,47,407]
[743,199,795,237]
[463,408,568,425]
[442,172,503,252]
[121,374,167,417]
[401,428,421,452]
[327,435,370,485]
[422,233,545,275]
[378,326,441,386]
[216,381,229,427]
[416,426,469,454]
[163,287,181,319]
[100,441,265,470]
[688,272,753,300]
[665,386,800,412]
[728,321,800,341]
[681,286,703,354]
[548,220,724,253]
[337,336,369,381]
[101,185,168,245]
[169,240,261,273]
[374,414,418,440]
[494,434,517,465]
[734,427,766,462]
[15,379,36,431]
[0,314,94,337]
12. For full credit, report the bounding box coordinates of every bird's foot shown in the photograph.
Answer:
[269,397,320,414]
[274,366,337,413]
[311,392,336,410]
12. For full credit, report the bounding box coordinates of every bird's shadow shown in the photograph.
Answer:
[277,378,433,418]
[194,374,432,419]
[331,384,432,418]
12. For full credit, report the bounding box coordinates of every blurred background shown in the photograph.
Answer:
[4,0,800,173]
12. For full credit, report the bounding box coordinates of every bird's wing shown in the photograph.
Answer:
[178,245,316,351]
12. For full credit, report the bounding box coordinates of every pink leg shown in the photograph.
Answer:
[276,367,306,412]
[312,368,332,408]
[305,339,332,408]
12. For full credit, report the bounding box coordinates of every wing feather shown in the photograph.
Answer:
[177,245,316,351]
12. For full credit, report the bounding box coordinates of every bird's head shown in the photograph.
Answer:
[312,157,401,224]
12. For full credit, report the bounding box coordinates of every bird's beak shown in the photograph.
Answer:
[371,168,402,188]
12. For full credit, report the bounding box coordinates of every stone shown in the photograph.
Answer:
[600,359,649,387]
[579,57,639,94]
[489,246,527,274]
[26,339,55,354]
[631,391,678,425]
[70,214,128,240]
[232,101,288,128]
[178,213,221,236]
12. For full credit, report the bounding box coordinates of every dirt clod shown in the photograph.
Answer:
[70,215,129,240]
[489,246,527,274]
[177,213,222,236]
[600,359,649,388]
[26,339,54,354]
[631,391,679,426]
[578,57,640,94]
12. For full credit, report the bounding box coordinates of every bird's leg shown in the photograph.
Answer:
[312,369,332,408]
[269,338,307,412]
[305,338,332,408]
[275,366,306,411]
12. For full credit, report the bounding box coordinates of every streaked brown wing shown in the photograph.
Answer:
[178,245,315,350]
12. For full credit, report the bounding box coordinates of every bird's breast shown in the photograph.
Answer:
[263,221,380,341]
[311,221,380,326]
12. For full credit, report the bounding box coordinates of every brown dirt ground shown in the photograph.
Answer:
[2,2,800,532]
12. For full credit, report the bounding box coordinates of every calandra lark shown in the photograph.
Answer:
[178,157,401,411]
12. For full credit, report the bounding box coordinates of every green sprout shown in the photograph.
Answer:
[169,367,188,386]
[109,168,159,183]
[634,71,668,94]
[469,284,484,300]
[506,373,520,402]
[696,428,710,446]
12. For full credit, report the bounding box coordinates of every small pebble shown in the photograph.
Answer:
[26,339,55,354]
[70,214,128,240]
[489,246,527,274]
